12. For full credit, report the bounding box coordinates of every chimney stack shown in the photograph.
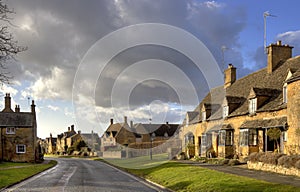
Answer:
[124,116,127,124]
[130,120,133,128]
[31,100,36,114]
[15,105,20,112]
[78,130,81,134]
[224,64,236,88]
[110,118,114,125]
[267,40,293,74]
[2,93,13,112]
[68,127,70,131]
[71,125,74,131]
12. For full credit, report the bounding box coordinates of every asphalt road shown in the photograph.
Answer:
[4,158,164,192]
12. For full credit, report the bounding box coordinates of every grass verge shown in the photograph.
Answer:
[0,160,57,189]
[99,159,300,192]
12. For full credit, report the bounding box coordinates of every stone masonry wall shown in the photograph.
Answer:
[248,161,300,177]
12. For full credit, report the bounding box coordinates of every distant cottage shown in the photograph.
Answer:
[0,93,40,162]
[181,41,300,159]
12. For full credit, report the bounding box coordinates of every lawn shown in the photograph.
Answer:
[101,159,300,192]
[102,153,169,169]
[0,160,57,189]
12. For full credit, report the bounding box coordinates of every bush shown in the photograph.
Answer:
[278,155,300,168]
[228,159,240,166]
[295,160,300,169]
[221,159,229,165]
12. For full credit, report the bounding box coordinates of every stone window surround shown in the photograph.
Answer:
[6,127,16,134]
[16,144,26,153]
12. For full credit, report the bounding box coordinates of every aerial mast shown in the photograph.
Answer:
[264,11,276,54]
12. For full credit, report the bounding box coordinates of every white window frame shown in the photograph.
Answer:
[202,111,206,121]
[6,127,16,134]
[249,98,257,114]
[283,85,287,103]
[239,129,249,146]
[16,145,26,153]
[223,105,229,118]
[283,131,288,142]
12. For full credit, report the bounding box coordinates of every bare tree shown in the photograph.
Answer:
[0,0,26,84]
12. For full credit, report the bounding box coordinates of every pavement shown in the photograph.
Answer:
[177,160,300,188]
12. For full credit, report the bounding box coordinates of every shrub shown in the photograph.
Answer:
[228,159,240,166]
[295,160,300,169]
[278,155,300,168]
[221,159,229,165]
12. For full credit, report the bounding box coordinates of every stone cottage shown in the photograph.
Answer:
[56,125,81,154]
[0,93,39,162]
[181,41,300,159]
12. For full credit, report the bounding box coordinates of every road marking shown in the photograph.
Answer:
[58,166,77,191]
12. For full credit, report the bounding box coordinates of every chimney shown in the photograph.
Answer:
[224,64,236,88]
[2,93,13,112]
[31,100,36,114]
[71,125,74,131]
[130,120,133,128]
[50,133,52,138]
[110,118,114,125]
[15,105,20,112]
[124,116,127,124]
[267,40,293,74]
[166,121,169,125]
[68,127,70,131]
[78,130,81,134]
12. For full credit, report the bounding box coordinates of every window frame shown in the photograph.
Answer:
[249,98,257,114]
[6,127,16,135]
[283,85,287,103]
[225,130,233,146]
[218,130,226,146]
[16,144,26,154]
[239,129,249,146]
[223,105,229,118]
[283,131,288,142]
[248,129,258,146]
[202,111,206,121]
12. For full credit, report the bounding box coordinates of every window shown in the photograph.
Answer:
[219,130,226,146]
[6,127,15,134]
[283,131,288,142]
[223,106,229,118]
[202,111,206,121]
[249,98,257,114]
[283,85,287,103]
[239,129,249,146]
[226,131,233,145]
[249,129,257,145]
[16,145,26,153]
[219,130,233,146]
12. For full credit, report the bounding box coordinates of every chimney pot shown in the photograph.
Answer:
[110,118,114,125]
[124,116,127,124]
[71,125,74,131]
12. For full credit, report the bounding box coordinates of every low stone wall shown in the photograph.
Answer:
[247,161,300,177]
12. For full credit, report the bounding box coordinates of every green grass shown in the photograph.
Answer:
[0,160,57,189]
[102,153,169,169]
[117,161,300,192]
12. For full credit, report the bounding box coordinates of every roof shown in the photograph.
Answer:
[133,123,179,137]
[240,116,288,130]
[191,55,300,120]
[0,112,33,127]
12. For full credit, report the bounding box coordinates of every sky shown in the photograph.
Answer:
[1,0,300,139]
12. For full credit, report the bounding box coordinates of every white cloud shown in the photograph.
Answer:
[47,105,59,111]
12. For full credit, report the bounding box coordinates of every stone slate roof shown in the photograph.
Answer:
[0,112,33,127]
[240,116,288,130]
[192,55,300,121]
[104,123,123,137]
[133,123,179,137]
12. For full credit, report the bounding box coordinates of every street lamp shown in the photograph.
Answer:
[150,132,155,160]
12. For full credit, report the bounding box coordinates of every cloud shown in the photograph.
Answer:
[277,30,300,56]
[5,0,250,131]
[47,105,59,111]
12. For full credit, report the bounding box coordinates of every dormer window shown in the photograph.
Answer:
[202,111,206,121]
[283,85,287,103]
[249,98,257,114]
[223,105,229,118]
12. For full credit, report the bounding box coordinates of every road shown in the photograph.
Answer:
[4,158,164,192]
